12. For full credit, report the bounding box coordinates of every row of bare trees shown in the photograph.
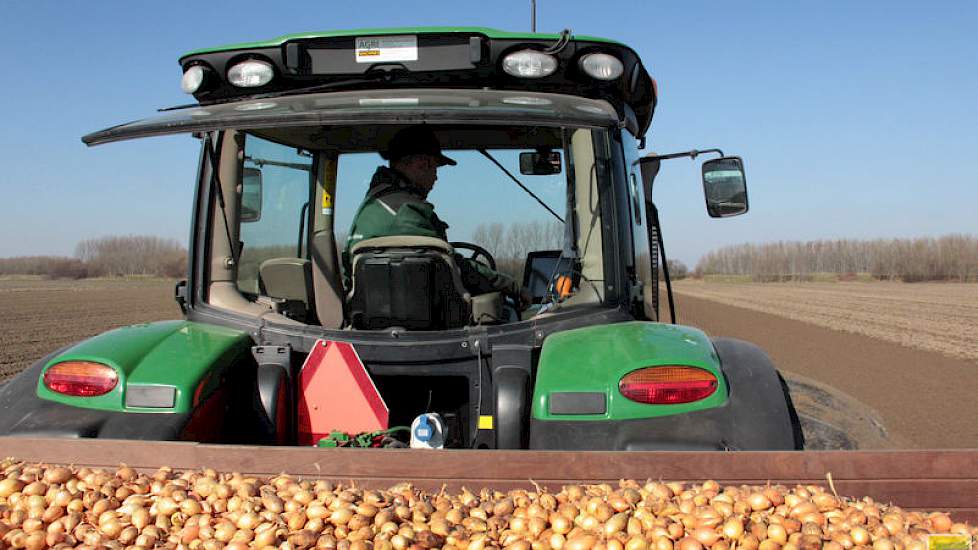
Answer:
[0,256,68,276]
[472,221,564,278]
[468,222,697,283]
[695,234,978,282]
[0,236,187,279]
[75,235,186,278]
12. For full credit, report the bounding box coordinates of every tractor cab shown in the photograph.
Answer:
[86,28,741,333]
[229,115,621,331]
[8,28,791,452]
[91,33,618,330]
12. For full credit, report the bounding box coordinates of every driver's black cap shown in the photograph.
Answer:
[381,126,457,166]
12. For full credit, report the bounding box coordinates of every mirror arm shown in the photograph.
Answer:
[634,148,725,164]
[244,155,313,172]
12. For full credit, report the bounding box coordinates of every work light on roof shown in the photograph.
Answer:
[227,59,275,88]
[180,65,206,94]
[580,53,624,81]
[502,50,558,79]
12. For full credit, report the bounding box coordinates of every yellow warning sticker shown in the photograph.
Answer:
[322,189,333,209]
[478,415,494,430]
[927,534,973,550]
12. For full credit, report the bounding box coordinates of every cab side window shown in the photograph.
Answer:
[235,134,313,295]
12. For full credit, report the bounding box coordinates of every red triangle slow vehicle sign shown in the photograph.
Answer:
[296,340,389,445]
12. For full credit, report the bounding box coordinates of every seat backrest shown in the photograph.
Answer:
[259,257,314,321]
[348,237,472,330]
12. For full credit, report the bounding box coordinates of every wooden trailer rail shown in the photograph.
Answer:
[1,438,976,522]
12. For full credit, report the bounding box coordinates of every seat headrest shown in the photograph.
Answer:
[351,236,454,255]
[259,257,312,303]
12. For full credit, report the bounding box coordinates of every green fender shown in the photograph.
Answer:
[36,321,252,414]
[531,321,728,421]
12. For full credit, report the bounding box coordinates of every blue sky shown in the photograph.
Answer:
[0,1,975,266]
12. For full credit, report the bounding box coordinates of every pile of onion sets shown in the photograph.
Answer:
[0,459,974,550]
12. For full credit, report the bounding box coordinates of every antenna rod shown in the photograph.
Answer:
[531,0,536,32]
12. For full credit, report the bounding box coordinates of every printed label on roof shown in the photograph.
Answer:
[356,35,418,64]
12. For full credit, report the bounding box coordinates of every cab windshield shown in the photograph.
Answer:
[208,123,614,329]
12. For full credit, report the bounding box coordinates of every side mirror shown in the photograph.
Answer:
[637,154,661,203]
[702,156,748,218]
[241,167,263,223]
[174,280,188,314]
[519,151,562,175]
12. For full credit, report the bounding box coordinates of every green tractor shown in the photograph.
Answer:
[0,28,800,450]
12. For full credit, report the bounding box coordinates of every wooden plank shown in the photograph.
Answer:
[3,438,978,514]
[946,510,978,524]
[5,438,977,481]
[829,480,978,509]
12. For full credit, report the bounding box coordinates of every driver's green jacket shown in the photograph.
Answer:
[342,166,517,295]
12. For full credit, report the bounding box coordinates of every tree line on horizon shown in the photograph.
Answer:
[0,235,186,279]
[471,222,690,281]
[694,234,978,282]
[5,232,976,283]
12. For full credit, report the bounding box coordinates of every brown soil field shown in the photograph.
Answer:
[2,278,976,449]
[0,278,180,381]
[672,280,978,361]
[672,287,978,449]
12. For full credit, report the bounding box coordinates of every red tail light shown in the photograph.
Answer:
[43,361,118,397]
[619,366,718,404]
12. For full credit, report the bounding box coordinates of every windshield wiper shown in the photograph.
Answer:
[255,72,396,100]
[477,149,564,224]
[158,73,398,112]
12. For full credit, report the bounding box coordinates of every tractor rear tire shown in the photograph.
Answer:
[711,337,801,450]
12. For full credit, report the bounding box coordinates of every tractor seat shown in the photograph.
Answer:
[259,257,314,322]
[347,236,501,330]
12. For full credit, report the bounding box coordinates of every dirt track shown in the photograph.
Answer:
[674,280,978,361]
[672,291,978,449]
[0,278,180,381]
[2,278,976,449]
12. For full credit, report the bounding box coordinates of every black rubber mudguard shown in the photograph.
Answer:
[711,337,801,450]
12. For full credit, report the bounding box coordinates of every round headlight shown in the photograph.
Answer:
[227,59,275,88]
[580,53,624,81]
[181,65,205,94]
[502,50,558,79]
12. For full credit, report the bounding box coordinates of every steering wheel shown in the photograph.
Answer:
[450,241,497,271]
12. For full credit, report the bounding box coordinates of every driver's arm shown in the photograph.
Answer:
[457,258,520,297]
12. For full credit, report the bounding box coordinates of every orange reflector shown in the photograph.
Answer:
[43,361,118,397]
[619,366,718,405]
[554,275,573,298]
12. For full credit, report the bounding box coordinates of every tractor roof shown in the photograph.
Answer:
[82,89,620,146]
[180,27,626,57]
[176,27,656,136]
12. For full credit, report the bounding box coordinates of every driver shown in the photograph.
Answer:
[343,125,527,302]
